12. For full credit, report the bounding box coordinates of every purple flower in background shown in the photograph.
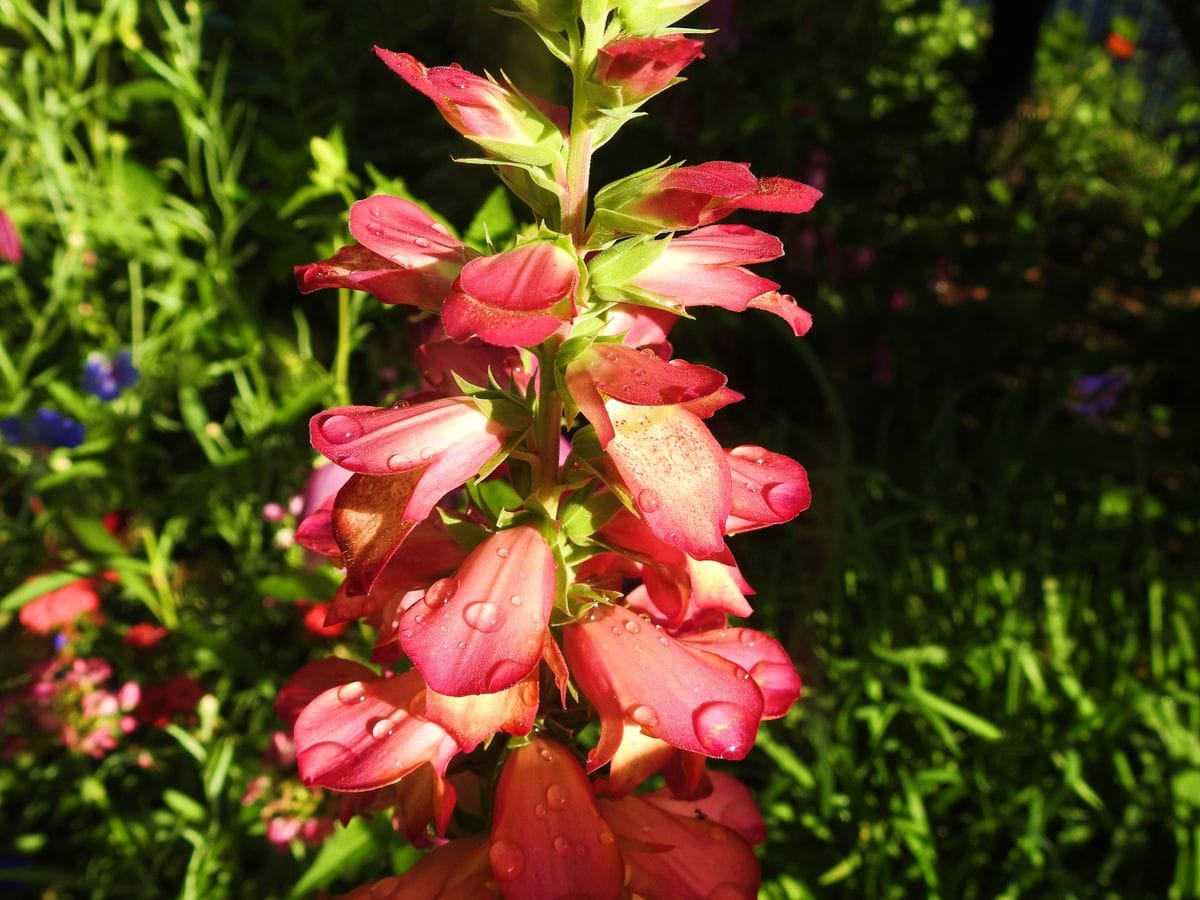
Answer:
[0,408,86,449]
[1068,370,1128,422]
[0,208,21,264]
[82,350,139,401]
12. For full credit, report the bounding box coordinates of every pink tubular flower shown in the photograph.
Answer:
[398,525,557,696]
[294,194,468,309]
[593,160,821,234]
[375,48,566,167]
[677,627,802,719]
[563,604,765,771]
[598,790,761,899]
[593,223,813,336]
[596,35,705,104]
[309,397,512,593]
[0,208,21,264]
[725,444,811,533]
[292,664,460,795]
[441,240,579,347]
[489,738,625,897]
[19,578,102,635]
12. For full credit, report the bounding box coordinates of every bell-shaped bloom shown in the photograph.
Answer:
[399,526,556,696]
[725,444,811,533]
[565,343,727,448]
[593,224,816,336]
[593,160,821,234]
[603,398,733,559]
[0,208,21,264]
[292,665,460,795]
[310,397,511,593]
[375,48,566,168]
[595,35,705,105]
[489,738,625,898]
[563,604,764,770]
[442,241,579,347]
[677,628,802,719]
[292,462,355,561]
[415,333,534,395]
[597,509,754,627]
[339,837,493,899]
[642,769,768,846]
[598,791,760,900]
[294,195,468,310]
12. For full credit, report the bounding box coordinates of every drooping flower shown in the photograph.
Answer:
[82,350,139,401]
[375,49,567,168]
[441,239,579,347]
[593,160,821,235]
[595,35,705,105]
[397,525,556,696]
[295,194,468,310]
[488,738,625,897]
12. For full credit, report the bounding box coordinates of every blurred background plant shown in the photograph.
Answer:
[0,0,1197,897]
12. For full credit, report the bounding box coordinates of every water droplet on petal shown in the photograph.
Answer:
[424,368,445,386]
[535,803,547,818]
[391,252,411,268]
[509,594,522,606]
[628,704,660,729]
[611,625,623,636]
[431,222,450,235]
[319,415,364,445]
[463,601,502,633]
[637,489,661,514]
[692,701,755,759]
[369,717,397,740]
[540,748,553,761]
[489,839,525,880]
[419,446,435,460]
[546,783,567,811]
[598,829,616,846]
[413,237,431,249]
[424,577,458,607]
[368,207,382,219]
[367,223,384,236]
[414,614,425,625]
[658,636,670,646]
[553,836,571,855]
[496,546,510,559]
[625,619,641,634]
[336,682,366,704]
[387,453,411,471]
[738,631,757,648]
[517,571,527,581]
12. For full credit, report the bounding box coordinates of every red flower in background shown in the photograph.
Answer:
[1106,31,1134,60]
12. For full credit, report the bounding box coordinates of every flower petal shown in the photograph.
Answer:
[399,526,556,696]
[489,738,625,898]
[332,471,425,596]
[420,670,539,751]
[677,628,802,719]
[605,400,730,559]
[726,444,811,533]
[644,770,768,847]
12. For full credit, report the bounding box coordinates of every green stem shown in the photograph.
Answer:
[534,339,564,515]
[335,288,352,405]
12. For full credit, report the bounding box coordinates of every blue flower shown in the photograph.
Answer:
[0,408,85,449]
[82,350,139,401]
[1068,370,1128,422]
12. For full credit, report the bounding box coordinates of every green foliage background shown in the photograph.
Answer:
[1,0,1198,897]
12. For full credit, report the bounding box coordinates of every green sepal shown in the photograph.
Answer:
[588,235,670,288]
[616,0,707,33]
[506,0,574,32]
[567,583,622,618]
[561,487,625,545]
[467,478,525,521]
[436,508,491,554]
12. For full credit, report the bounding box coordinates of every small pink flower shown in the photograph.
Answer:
[0,208,21,264]
[441,240,579,347]
[596,35,705,104]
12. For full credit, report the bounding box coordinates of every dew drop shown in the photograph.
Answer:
[368,207,382,219]
[413,237,431,249]
[489,839,525,880]
[738,630,757,648]
[611,625,623,636]
[336,682,366,704]
[509,594,522,606]
[637,489,661,514]
[431,222,450,235]
[424,368,446,386]
[598,829,616,846]
[517,571,527,581]
[369,717,396,740]
[546,783,567,811]
[462,601,503,633]
[496,546,511,559]
[658,636,670,646]
[628,704,660,729]
[387,453,411,471]
[692,701,754,759]
[553,836,571,855]
[633,368,645,377]
[540,748,553,761]
[424,577,458,607]
[367,223,384,236]
[419,446,435,460]
[534,803,547,818]
[319,415,364,445]
[625,619,641,634]
[414,614,425,625]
